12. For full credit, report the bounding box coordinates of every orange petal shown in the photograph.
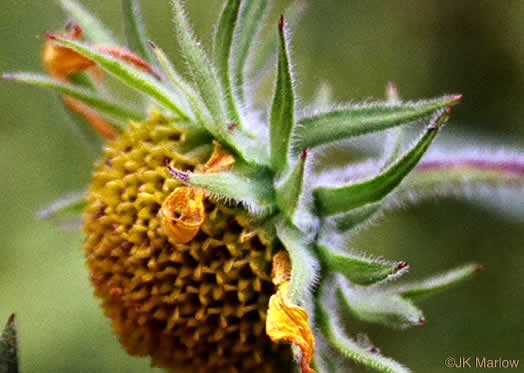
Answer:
[199,141,236,174]
[266,252,316,373]
[42,25,96,80]
[42,41,95,81]
[63,96,119,140]
[95,45,162,81]
[159,186,205,244]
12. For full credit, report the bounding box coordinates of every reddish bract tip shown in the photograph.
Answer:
[167,165,190,182]
[228,123,238,131]
[279,15,285,29]
[369,346,379,354]
[386,81,396,90]
[386,81,397,94]
[301,149,308,160]
[147,40,157,49]
[397,261,409,270]
[474,264,485,273]
[419,316,426,324]
[45,33,57,40]
[70,24,83,40]
[452,94,464,102]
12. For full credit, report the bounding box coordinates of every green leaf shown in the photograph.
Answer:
[314,107,453,216]
[68,71,97,89]
[383,82,405,166]
[317,243,408,285]
[270,16,295,174]
[276,218,320,304]
[170,1,269,166]
[337,278,425,329]
[316,281,411,373]
[37,191,86,220]
[332,203,382,232]
[0,314,18,373]
[213,0,242,123]
[233,0,269,105]
[314,345,341,373]
[275,150,307,218]
[149,41,211,126]
[3,73,143,128]
[48,36,190,121]
[58,0,116,44]
[122,0,152,61]
[392,263,482,301]
[171,0,226,124]
[296,95,462,149]
[168,165,275,214]
[248,0,308,82]
[395,154,524,203]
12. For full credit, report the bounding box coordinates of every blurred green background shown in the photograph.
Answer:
[1,1,523,372]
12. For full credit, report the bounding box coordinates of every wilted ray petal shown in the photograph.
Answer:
[159,186,206,244]
[198,141,235,174]
[63,96,120,139]
[266,252,316,373]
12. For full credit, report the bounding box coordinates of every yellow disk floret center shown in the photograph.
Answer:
[84,113,286,372]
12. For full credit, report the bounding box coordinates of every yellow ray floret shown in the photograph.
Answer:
[266,251,316,373]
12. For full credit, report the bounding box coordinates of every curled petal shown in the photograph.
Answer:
[266,251,316,373]
[43,40,94,81]
[199,140,236,174]
[159,186,205,244]
[42,25,102,81]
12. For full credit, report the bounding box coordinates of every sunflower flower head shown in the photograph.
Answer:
[4,1,524,373]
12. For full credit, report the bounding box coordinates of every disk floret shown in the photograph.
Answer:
[84,114,283,372]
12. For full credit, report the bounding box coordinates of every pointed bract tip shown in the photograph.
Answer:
[147,40,157,49]
[227,123,238,131]
[45,33,57,40]
[167,165,190,182]
[450,94,463,104]
[386,81,400,102]
[69,24,83,39]
[474,264,484,273]
[7,313,15,324]
[386,81,397,93]
[301,149,308,160]
[419,316,426,324]
[441,104,455,117]
[369,346,380,354]
[279,15,285,30]
[386,81,396,89]
[397,261,409,270]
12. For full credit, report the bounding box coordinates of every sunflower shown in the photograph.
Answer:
[3,1,524,372]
